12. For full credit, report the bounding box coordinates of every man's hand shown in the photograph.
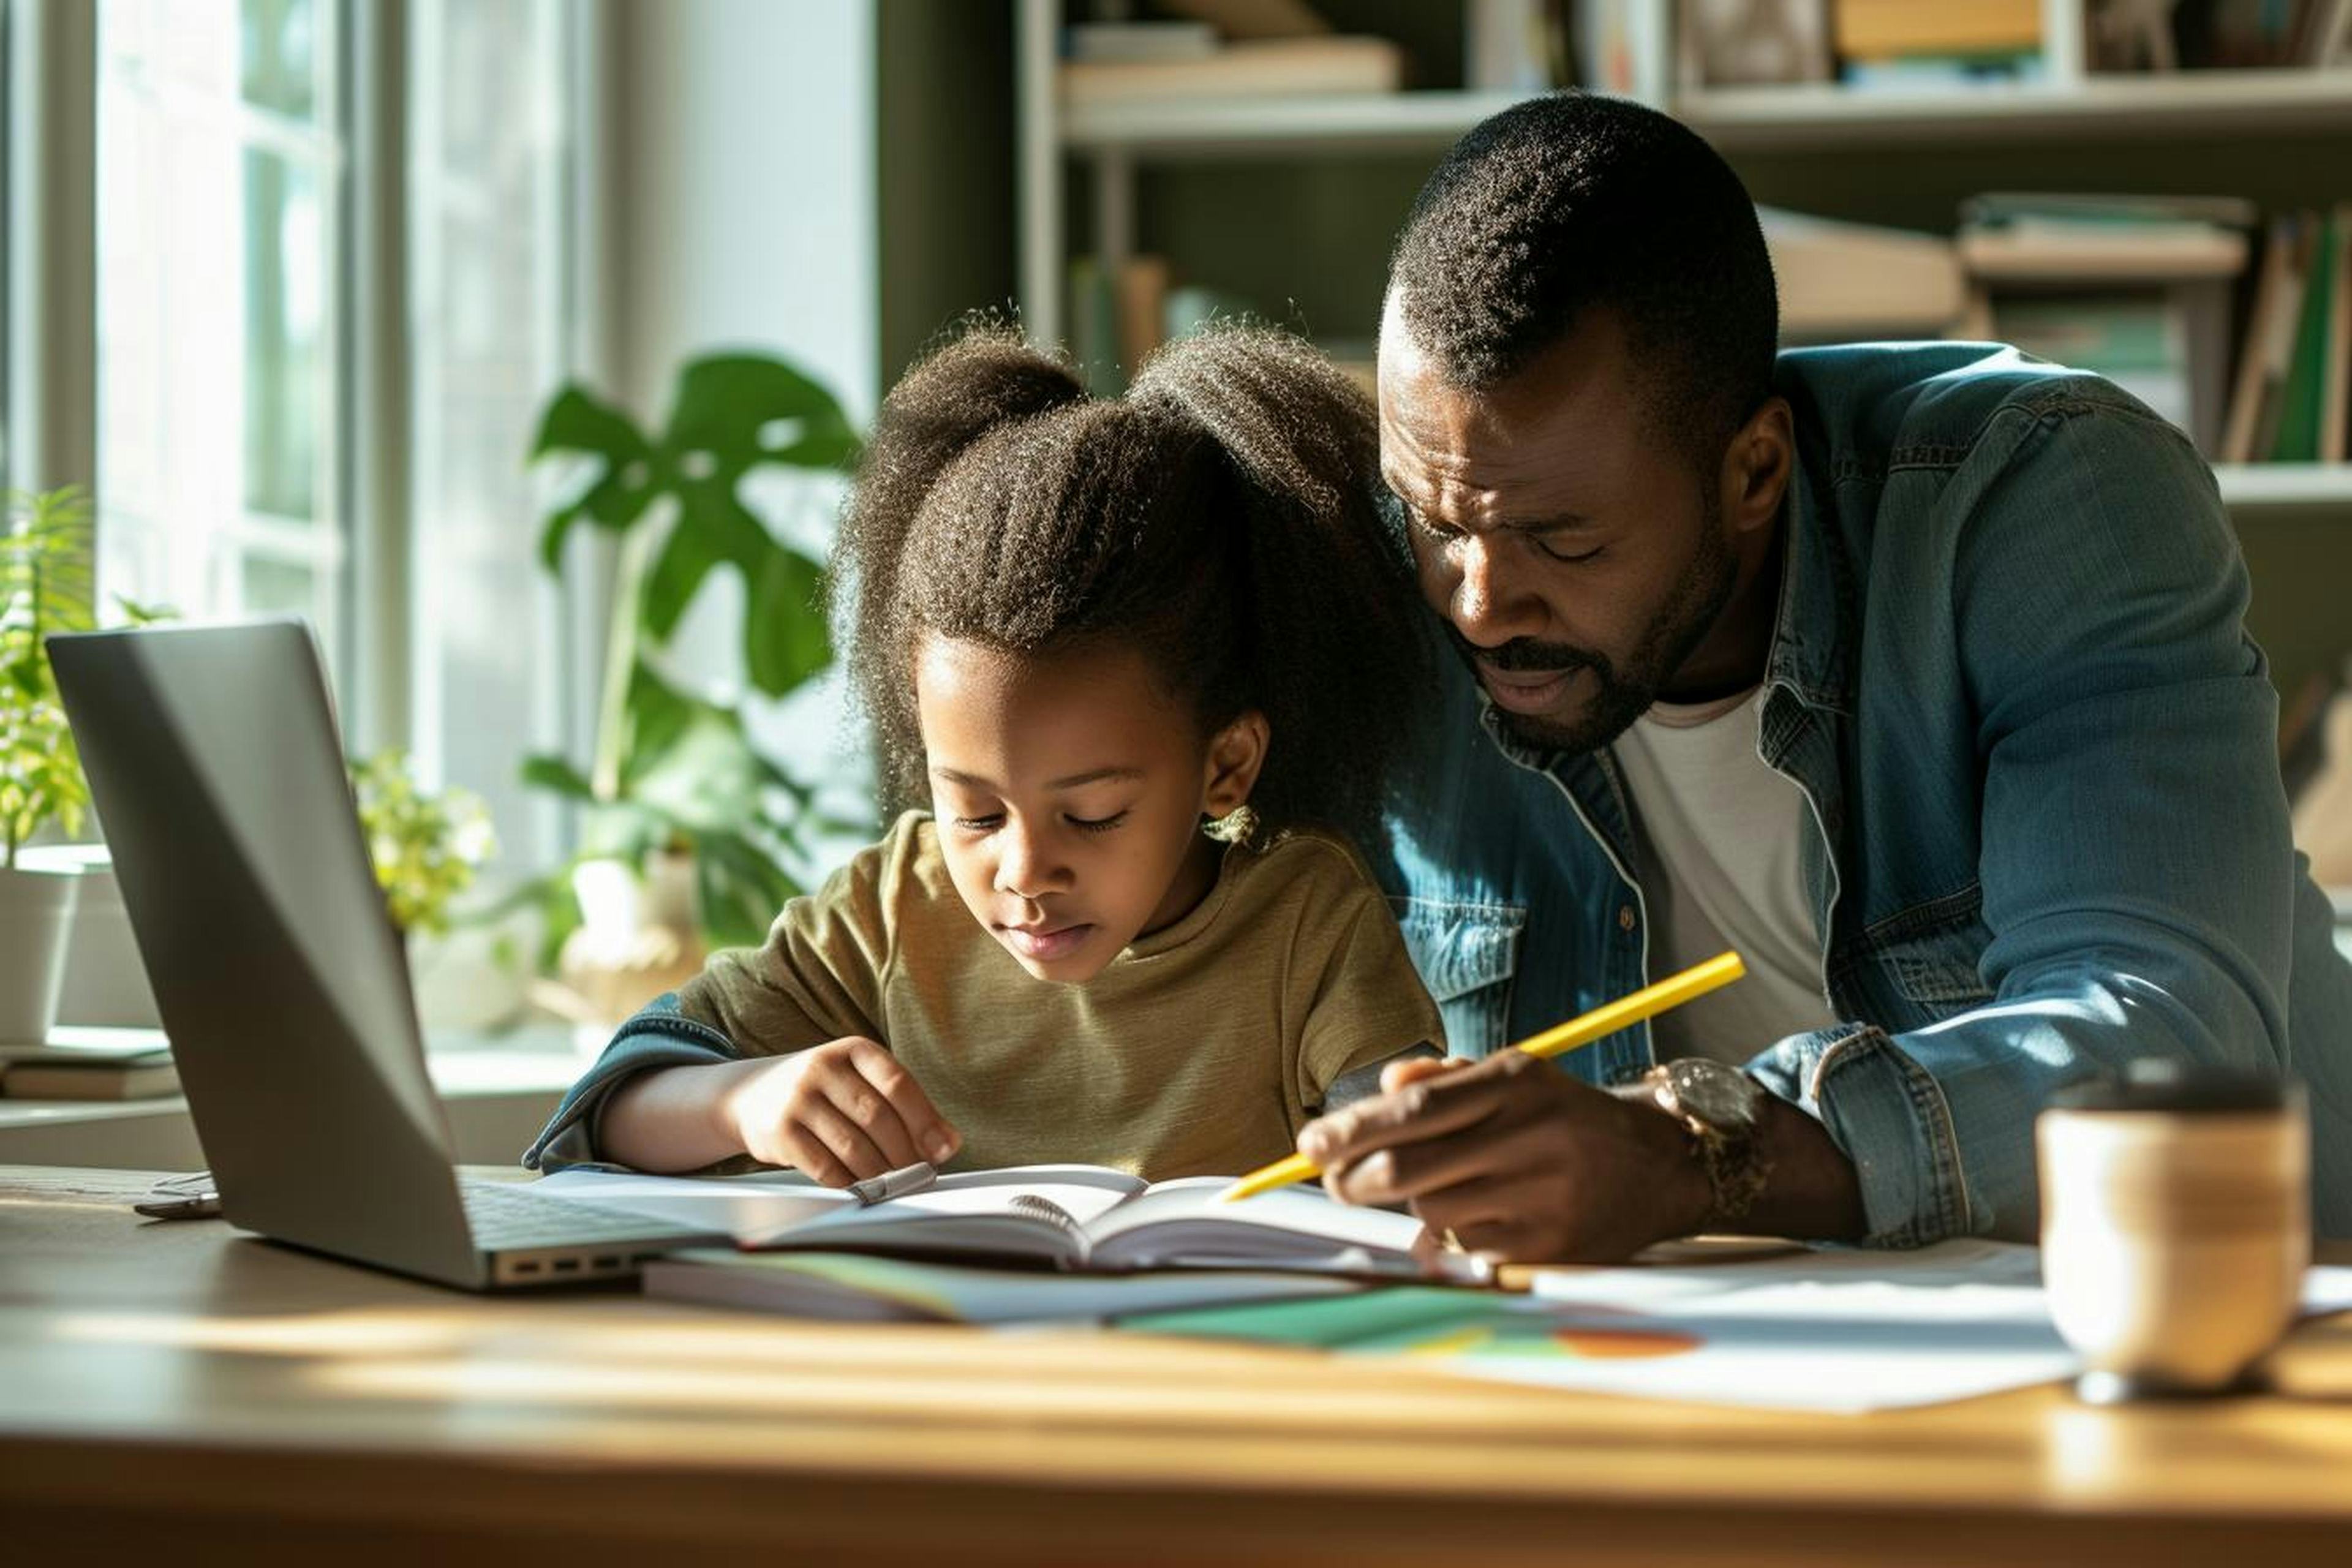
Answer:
[722,1038,960,1186]
[1299,1052,1711,1264]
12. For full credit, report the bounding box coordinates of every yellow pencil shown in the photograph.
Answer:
[1217,950,1748,1203]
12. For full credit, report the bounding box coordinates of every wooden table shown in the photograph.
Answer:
[4,1167,2351,1566]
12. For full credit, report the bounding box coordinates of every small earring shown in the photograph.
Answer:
[1204,802,1261,845]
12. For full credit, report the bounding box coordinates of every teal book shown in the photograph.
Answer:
[2272,212,2339,462]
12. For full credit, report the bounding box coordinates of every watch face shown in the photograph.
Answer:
[1665,1058,1764,1131]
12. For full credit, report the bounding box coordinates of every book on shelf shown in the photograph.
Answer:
[1958,219,2253,282]
[1115,254,1171,377]
[1466,0,1564,92]
[1058,35,1406,109]
[2323,205,2351,463]
[1577,0,1672,99]
[1066,21,1219,65]
[2155,0,2345,69]
[1675,0,1834,88]
[1760,207,1967,340]
[0,1027,177,1101]
[1156,0,1332,41]
[2273,209,2342,462]
[1834,0,2042,61]
[534,1163,1458,1280]
[1989,292,2202,439]
[2222,213,2346,464]
[1957,193,2255,454]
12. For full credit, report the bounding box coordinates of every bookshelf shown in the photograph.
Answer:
[1063,70,2352,157]
[1014,0,2352,565]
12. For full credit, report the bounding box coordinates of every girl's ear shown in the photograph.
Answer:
[1202,710,1270,818]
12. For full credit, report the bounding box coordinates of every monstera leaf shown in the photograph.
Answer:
[518,349,862,957]
[531,353,855,701]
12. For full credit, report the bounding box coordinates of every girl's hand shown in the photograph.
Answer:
[721,1038,960,1186]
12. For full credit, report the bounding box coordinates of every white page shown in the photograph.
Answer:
[1396,1241,2352,1414]
[1087,1177,1438,1268]
[532,1166,851,1238]
[534,1164,1146,1249]
[769,1167,1144,1249]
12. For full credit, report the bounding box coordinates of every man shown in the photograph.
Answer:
[1304,92,2352,1259]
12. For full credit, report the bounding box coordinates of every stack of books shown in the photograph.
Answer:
[1763,207,1967,341]
[1059,1,1405,110]
[1959,193,2259,457]
[2223,207,2352,464]
[1833,0,2045,87]
[0,1027,178,1101]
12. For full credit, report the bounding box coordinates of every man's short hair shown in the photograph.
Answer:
[1388,92,1779,461]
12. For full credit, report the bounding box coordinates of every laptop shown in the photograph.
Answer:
[47,619,717,1289]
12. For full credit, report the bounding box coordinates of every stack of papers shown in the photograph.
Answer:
[1120,1240,2352,1414]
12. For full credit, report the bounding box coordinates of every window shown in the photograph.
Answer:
[95,0,349,663]
[407,0,577,869]
[81,0,583,878]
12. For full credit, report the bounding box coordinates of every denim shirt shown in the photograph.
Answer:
[1373,341,2352,1247]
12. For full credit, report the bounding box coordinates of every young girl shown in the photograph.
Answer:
[524,325,1441,1184]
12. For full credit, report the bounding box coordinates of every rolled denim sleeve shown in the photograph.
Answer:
[520,994,741,1172]
[1758,402,2304,1246]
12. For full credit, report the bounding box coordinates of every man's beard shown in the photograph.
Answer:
[1452,499,1740,758]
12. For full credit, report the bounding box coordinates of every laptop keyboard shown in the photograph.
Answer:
[460,1178,703,1249]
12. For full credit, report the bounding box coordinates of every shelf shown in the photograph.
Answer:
[1679,70,2352,152]
[1060,70,2352,159]
[2215,464,2352,511]
[1061,89,1536,158]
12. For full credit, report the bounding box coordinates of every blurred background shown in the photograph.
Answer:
[3,0,2350,1136]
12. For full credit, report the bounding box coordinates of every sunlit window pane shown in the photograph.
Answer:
[410,0,573,871]
[240,0,316,121]
[96,0,342,656]
[243,146,323,522]
[240,554,316,617]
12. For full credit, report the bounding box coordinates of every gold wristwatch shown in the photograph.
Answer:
[1634,1058,1774,1226]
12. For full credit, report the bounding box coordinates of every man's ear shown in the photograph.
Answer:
[1202,710,1271,818]
[1719,394,1794,541]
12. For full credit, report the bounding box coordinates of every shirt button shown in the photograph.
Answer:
[1618,905,1638,932]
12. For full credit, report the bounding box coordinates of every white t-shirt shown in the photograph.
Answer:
[1610,687,1838,1066]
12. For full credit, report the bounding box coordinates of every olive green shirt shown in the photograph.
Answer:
[675,811,1443,1180]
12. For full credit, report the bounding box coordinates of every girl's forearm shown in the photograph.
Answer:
[595,1057,764,1172]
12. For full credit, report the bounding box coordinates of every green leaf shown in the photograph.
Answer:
[617,661,707,780]
[745,546,832,698]
[532,386,658,571]
[663,355,858,477]
[690,829,802,949]
[519,753,598,802]
[640,486,774,640]
[532,384,650,466]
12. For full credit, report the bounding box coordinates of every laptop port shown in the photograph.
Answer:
[514,1261,543,1275]
[592,1256,620,1269]
[552,1257,580,1273]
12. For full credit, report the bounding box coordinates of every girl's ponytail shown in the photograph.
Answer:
[1128,326,1430,843]
[833,328,1087,797]
[840,319,1428,845]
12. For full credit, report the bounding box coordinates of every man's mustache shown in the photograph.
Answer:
[1446,625,1611,679]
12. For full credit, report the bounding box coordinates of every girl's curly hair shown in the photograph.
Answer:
[832,322,1429,847]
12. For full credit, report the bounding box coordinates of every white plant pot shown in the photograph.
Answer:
[0,863,84,1044]
[557,851,707,1030]
[15,844,161,1028]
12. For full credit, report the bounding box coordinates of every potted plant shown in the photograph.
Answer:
[1,488,96,1042]
[346,747,515,1030]
[521,353,863,1022]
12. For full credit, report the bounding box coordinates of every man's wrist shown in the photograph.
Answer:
[1614,1085,1717,1240]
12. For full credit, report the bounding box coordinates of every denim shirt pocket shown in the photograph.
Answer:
[1844,882,1997,1027]
[1387,895,1526,1058]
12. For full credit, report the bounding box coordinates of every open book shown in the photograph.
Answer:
[534,1163,1468,1280]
